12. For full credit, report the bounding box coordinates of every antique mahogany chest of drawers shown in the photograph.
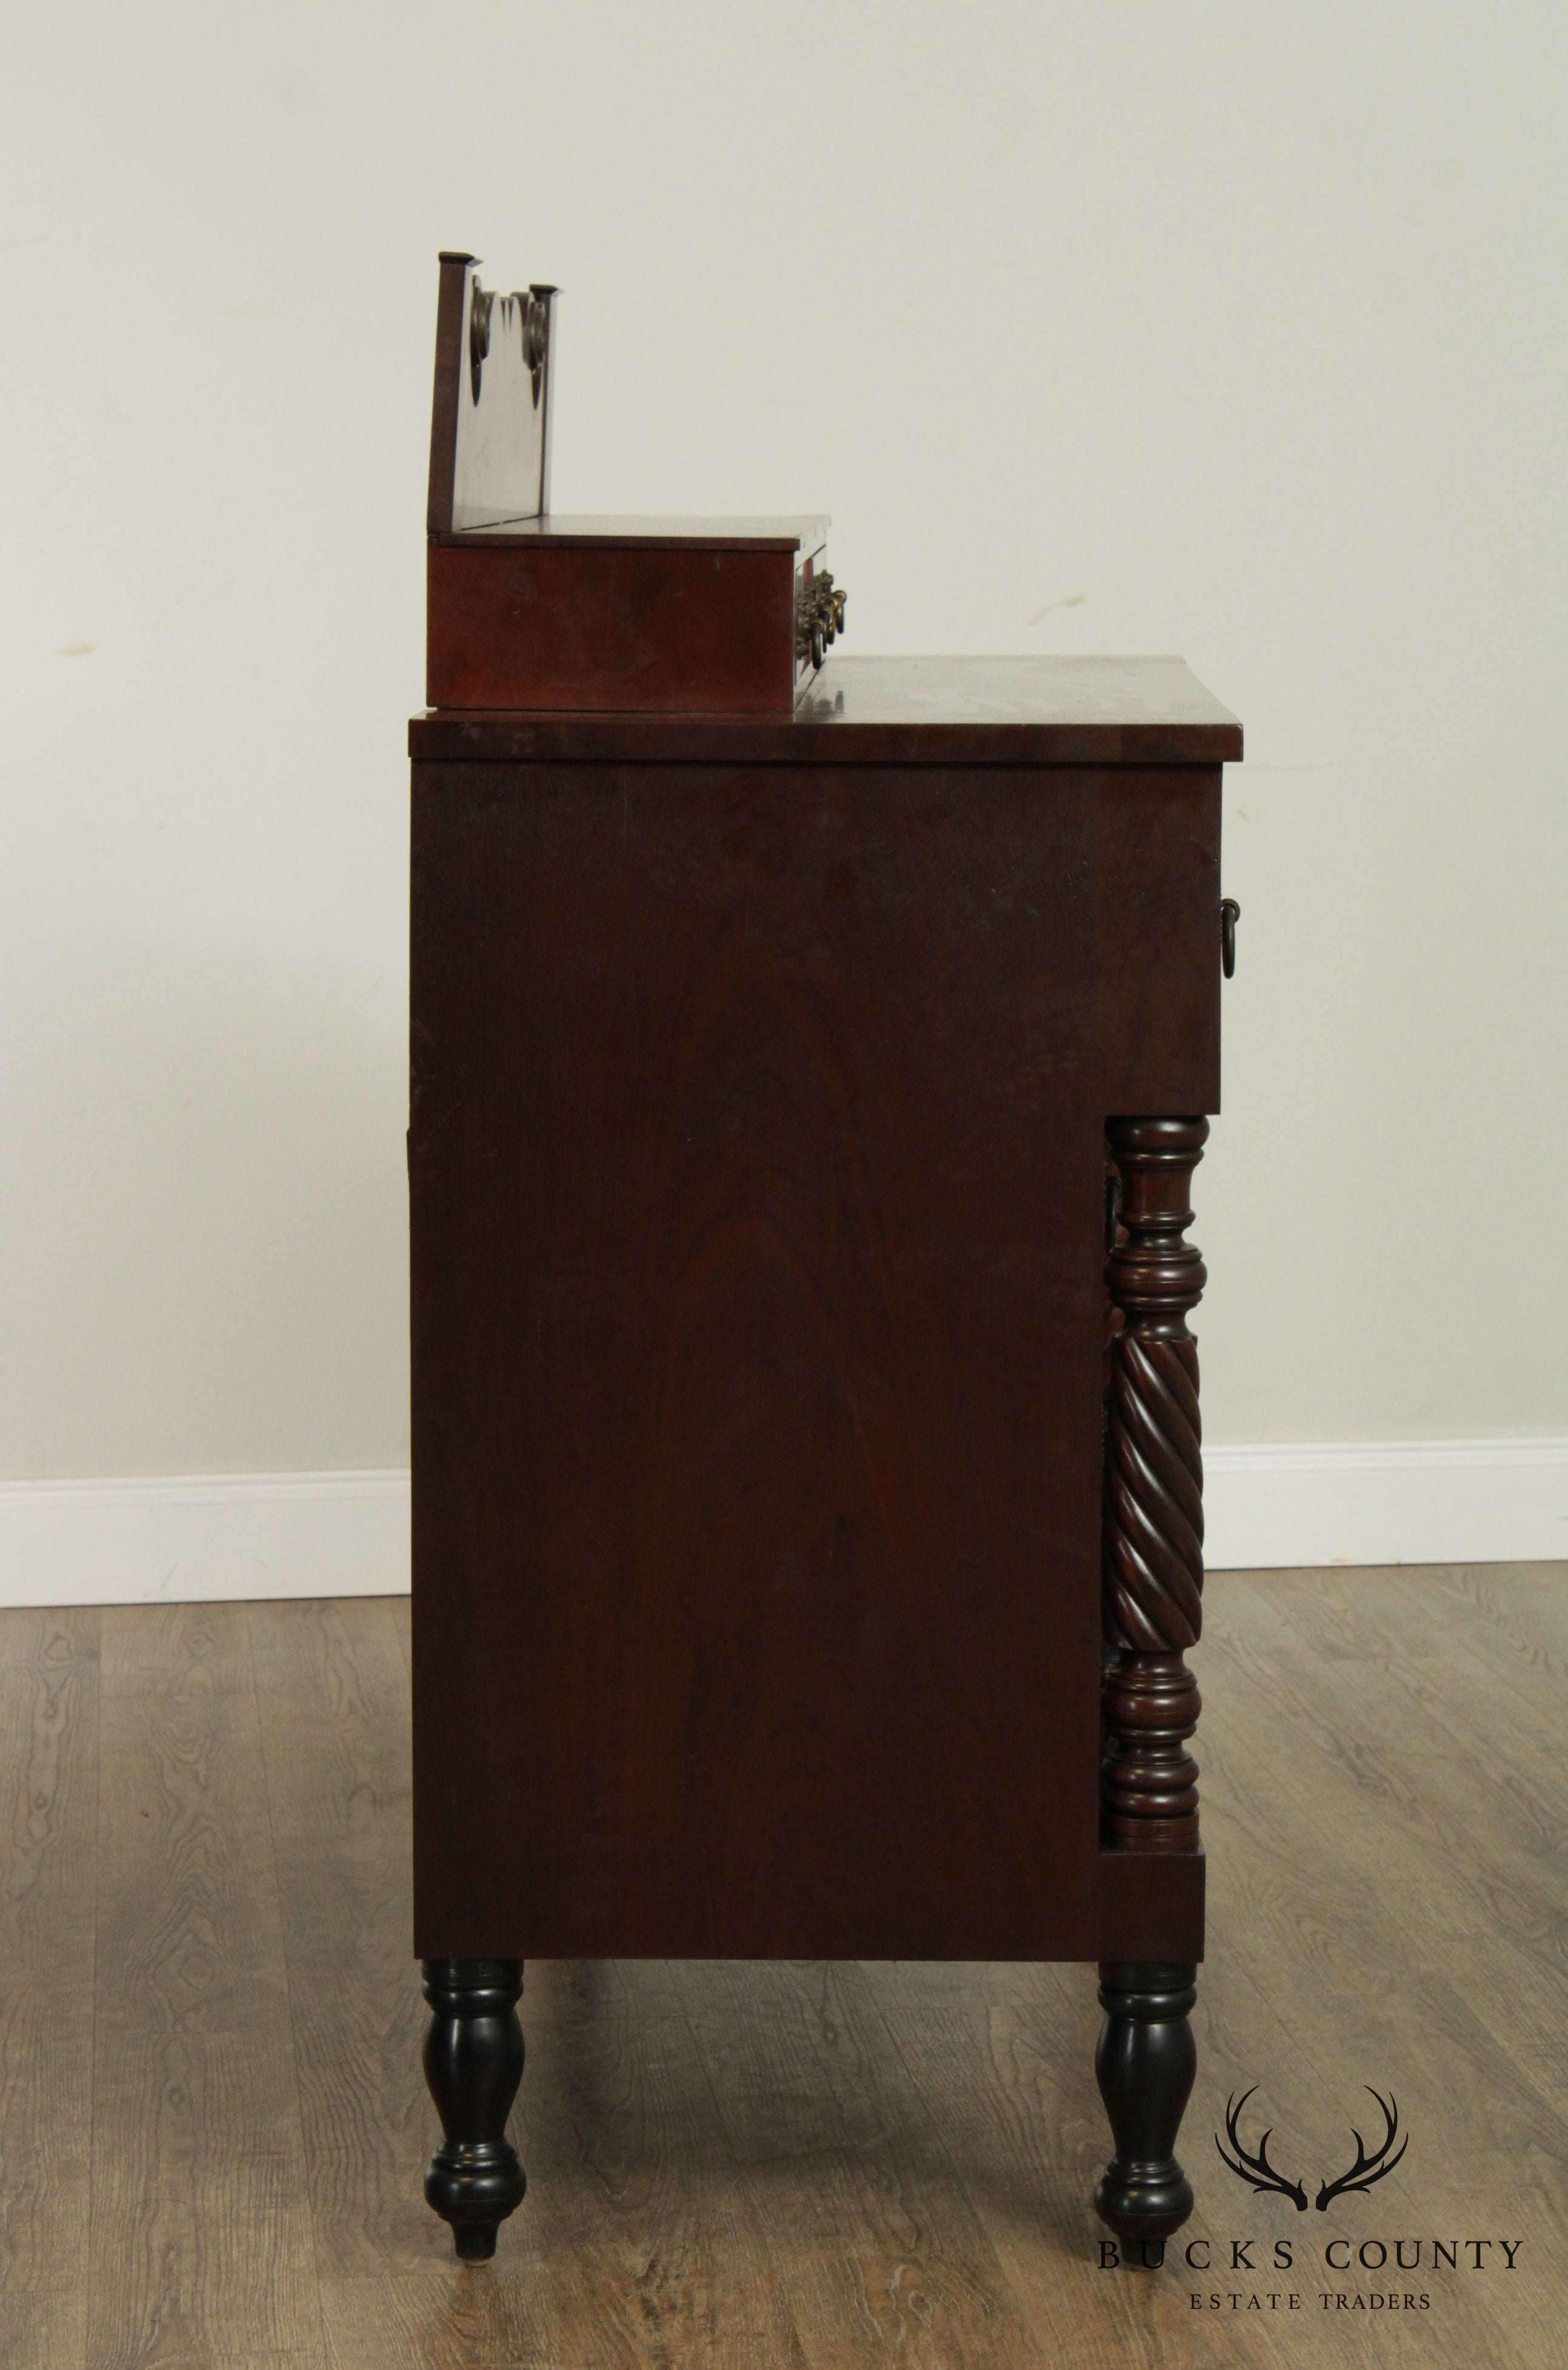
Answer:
[410,256,1243,2265]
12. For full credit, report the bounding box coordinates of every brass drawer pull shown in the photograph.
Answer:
[796,571,847,670]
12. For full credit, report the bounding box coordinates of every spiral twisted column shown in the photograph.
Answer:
[1101,1116,1207,1852]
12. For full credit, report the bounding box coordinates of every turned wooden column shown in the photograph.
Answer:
[1095,1114,1207,2250]
[422,1958,527,2259]
[1101,1114,1207,1846]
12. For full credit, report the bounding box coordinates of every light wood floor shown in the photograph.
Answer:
[0,1568,1564,2369]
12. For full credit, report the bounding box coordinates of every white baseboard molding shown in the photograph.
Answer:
[0,1442,1563,1610]
[0,1470,411,1609]
[1203,1438,1568,1571]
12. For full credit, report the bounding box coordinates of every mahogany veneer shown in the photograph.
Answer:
[423,250,833,713]
[409,651,1241,2260]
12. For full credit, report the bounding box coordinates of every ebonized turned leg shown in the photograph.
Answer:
[1093,1960,1198,2251]
[421,1957,527,2260]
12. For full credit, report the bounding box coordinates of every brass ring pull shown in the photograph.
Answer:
[1220,898,1240,979]
[795,572,847,668]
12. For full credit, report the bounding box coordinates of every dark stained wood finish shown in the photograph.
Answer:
[1093,1113,1210,2227]
[409,656,1229,1969]
[426,535,805,714]
[424,252,470,538]
[1092,1962,1199,2246]
[419,1960,527,2258]
[410,652,1243,768]
[1100,1116,1209,1853]
[424,255,839,713]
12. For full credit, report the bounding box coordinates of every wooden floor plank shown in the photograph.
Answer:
[518,1957,811,2369]
[0,1607,99,2370]
[673,1954,1041,2369]
[1195,1597,1461,1994]
[1203,1587,1537,1947]
[87,1604,322,2370]
[1256,1564,1568,1778]
[1210,1575,1568,1972]
[1233,1960,1563,2370]
[249,1596,431,2278]
[0,1569,1561,2366]
[1446,1930,1568,2104]
[1429,1563,1568,1676]
[855,1957,1307,2370]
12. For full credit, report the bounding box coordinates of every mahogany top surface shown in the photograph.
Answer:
[410,654,1243,766]
[438,512,830,550]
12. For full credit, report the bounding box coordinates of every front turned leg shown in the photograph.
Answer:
[422,1958,527,2260]
[1095,1117,1209,2257]
[1093,1961,1198,2252]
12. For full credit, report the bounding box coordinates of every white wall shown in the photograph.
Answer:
[3,1,1566,1498]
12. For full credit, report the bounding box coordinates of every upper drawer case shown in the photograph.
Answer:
[425,254,841,713]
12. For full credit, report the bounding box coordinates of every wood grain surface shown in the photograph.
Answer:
[409,748,1218,1961]
[0,1567,1563,2369]
[88,1606,321,2368]
[426,538,803,713]
[409,652,1244,767]
[249,1599,427,2277]
[0,1611,97,2370]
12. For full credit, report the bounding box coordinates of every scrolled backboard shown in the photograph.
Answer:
[427,251,560,535]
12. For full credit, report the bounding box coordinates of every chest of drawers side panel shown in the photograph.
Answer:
[409,751,1220,1963]
[426,542,799,713]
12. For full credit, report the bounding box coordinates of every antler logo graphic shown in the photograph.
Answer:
[1213,2086,1407,2212]
[1314,2088,1407,2211]
[1215,2089,1309,2209]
